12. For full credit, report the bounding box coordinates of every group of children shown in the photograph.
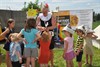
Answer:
[62,24,97,67]
[0,18,55,67]
[0,18,98,67]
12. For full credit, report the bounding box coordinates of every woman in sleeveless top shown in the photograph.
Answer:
[0,19,15,67]
[36,3,56,67]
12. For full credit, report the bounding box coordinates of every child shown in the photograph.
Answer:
[9,33,22,67]
[38,31,52,67]
[84,29,98,66]
[0,19,15,67]
[75,25,85,67]
[62,25,75,67]
[17,18,39,67]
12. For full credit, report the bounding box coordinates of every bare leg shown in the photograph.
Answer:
[90,55,92,65]
[86,54,88,64]
[45,64,48,67]
[50,50,54,67]
[70,60,74,67]
[26,57,30,67]
[6,51,12,67]
[31,57,35,67]
[40,64,44,67]
[66,60,71,67]
[78,62,82,67]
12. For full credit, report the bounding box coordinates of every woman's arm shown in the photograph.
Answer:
[36,16,46,31]
[46,16,56,30]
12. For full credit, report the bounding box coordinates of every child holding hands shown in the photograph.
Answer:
[62,25,75,67]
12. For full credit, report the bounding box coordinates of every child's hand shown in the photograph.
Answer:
[62,54,65,59]
[75,50,80,55]
[23,38,28,44]
[32,40,36,44]
[19,58,22,63]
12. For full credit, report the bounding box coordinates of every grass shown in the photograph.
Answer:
[93,21,100,29]
[0,47,100,67]
[0,21,100,67]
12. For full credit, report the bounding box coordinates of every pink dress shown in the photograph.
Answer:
[64,37,75,60]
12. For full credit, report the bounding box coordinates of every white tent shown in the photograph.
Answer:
[92,25,100,49]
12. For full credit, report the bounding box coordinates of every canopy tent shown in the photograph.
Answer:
[93,25,100,49]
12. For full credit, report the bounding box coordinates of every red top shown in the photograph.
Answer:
[38,39,51,64]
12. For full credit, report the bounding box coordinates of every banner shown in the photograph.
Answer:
[26,8,38,18]
[53,9,93,39]
[70,9,93,29]
[54,9,93,29]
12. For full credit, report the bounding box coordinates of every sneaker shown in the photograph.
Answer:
[84,62,89,65]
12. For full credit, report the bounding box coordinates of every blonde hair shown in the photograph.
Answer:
[9,33,20,42]
[41,31,50,41]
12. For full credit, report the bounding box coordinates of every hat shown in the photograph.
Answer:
[76,25,86,33]
[87,29,94,33]
[62,26,74,34]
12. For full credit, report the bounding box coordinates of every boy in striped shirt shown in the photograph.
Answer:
[75,25,85,67]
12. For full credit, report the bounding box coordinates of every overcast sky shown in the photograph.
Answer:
[0,0,100,13]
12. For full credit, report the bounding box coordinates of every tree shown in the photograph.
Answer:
[22,1,40,12]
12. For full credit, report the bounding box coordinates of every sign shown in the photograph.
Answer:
[53,9,93,29]
[27,8,38,18]
[53,9,93,39]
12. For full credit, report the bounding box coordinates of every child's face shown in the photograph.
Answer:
[87,33,93,37]
[9,22,15,28]
[63,31,70,36]
[76,30,83,36]
[10,35,15,42]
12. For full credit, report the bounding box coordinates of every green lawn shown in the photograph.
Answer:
[0,47,100,67]
[0,21,100,67]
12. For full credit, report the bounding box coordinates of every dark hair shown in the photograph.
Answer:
[24,18,36,31]
[69,33,72,37]
[7,19,15,27]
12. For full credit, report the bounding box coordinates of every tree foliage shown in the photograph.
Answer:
[93,12,100,22]
[22,1,40,12]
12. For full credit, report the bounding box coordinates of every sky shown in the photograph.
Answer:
[0,0,100,13]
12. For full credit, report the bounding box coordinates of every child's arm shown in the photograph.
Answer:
[47,31,52,40]
[15,45,22,63]
[16,51,22,63]
[32,32,41,43]
[17,32,28,44]
[92,34,98,39]
[76,43,83,55]
[0,28,9,41]
[63,40,68,58]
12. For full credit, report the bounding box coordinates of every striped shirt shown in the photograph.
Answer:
[75,36,84,52]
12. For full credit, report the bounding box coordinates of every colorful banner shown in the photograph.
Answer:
[53,9,93,39]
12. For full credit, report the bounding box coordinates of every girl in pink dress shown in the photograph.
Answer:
[62,25,75,67]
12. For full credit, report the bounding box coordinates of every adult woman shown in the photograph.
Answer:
[36,3,56,67]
